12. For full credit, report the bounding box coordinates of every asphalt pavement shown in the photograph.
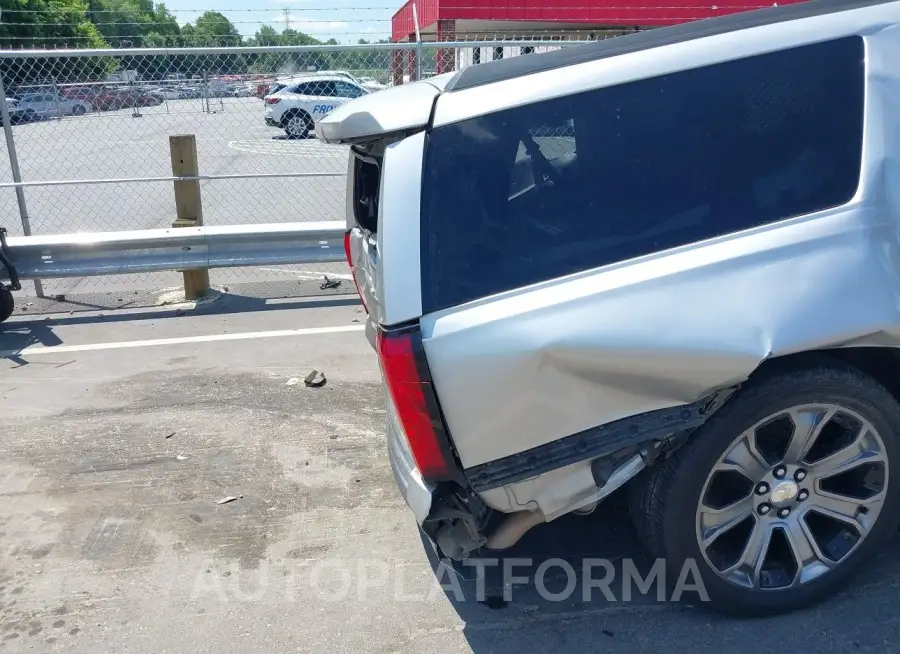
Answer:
[2,295,900,653]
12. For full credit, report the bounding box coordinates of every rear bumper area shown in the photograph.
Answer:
[385,396,491,560]
[386,408,434,524]
[264,116,277,127]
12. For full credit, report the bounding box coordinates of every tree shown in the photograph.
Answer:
[86,0,182,77]
[192,11,241,47]
[183,12,243,75]
[246,27,328,75]
[0,0,110,87]
[330,38,393,79]
[0,0,107,50]
[251,25,279,48]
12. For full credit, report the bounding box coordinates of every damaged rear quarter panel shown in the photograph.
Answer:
[419,26,900,472]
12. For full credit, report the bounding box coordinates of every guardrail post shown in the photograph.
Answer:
[169,134,210,300]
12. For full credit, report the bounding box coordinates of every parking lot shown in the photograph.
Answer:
[3,298,900,653]
[0,98,349,297]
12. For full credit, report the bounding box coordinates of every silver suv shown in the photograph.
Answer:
[319,0,900,616]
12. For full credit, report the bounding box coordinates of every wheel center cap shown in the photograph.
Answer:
[770,480,799,505]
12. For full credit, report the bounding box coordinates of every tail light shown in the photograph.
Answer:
[376,327,455,482]
[264,96,280,104]
[343,230,368,314]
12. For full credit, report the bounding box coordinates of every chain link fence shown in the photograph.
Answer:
[0,39,589,298]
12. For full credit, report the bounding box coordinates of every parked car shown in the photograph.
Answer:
[156,87,187,100]
[4,97,28,123]
[264,75,368,138]
[178,86,203,99]
[357,76,389,91]
[317,0,900,618]
[16,93,91,118]
[307,69,386,92]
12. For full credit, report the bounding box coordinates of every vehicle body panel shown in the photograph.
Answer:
[417,5,900,491]
[4,98,27,122]
[433,1,897,127]
[323,0,900,528]
[17,94,92,117]
[316,74,453,145]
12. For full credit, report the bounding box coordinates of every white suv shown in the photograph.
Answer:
[263,75,368,138]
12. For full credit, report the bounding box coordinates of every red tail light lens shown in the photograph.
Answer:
[344,230,368,314]
[264,96,280,104]
[377,329,452,482]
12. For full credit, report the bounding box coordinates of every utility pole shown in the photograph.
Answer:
[282,8,292,30]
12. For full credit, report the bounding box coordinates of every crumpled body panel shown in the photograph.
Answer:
[420,25,900,475]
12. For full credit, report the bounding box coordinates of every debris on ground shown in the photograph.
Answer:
[216,496,238,505]
[304,370,327,388]
[319,276,342,291]
[286,377,300,386]
[54,294,66,301]
[165,432,175,439]
[352,318,360,323]
[175,308,186,317]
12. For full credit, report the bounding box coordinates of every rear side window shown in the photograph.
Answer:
[420,36,865,313]
[299,80,337,97]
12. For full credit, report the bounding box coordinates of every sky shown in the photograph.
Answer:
[163,0,399,44]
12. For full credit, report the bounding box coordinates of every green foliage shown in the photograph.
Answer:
[0,0,107,49]
[245,26,330,75]
[0,5,396,86]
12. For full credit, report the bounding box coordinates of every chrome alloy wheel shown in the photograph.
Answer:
[696,404,888,590]
[286,114,309,137]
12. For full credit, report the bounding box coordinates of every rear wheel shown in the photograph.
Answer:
[283,111,312,138]
[630,360,900,616]
[0,288,13,324]
[72,105,86,116]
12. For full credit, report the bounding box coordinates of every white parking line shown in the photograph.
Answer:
[257,268,354,281]
[0,324,365,357]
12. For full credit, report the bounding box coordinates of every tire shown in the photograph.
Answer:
[283,111,312,138]
[630,358,900,616]
[0,288,13,324]
[24,110,37,123]
[72,105,86,116]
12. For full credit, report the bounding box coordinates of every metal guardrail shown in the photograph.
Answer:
[0,39,593,302]
[0,221,345,280]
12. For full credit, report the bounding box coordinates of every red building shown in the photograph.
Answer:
[389,0,802,83]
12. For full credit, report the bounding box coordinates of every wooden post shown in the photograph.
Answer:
[169,134,210,300]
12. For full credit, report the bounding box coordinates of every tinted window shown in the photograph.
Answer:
[420,36,865,313]
[298,80,336,97]
[335,81,364,98]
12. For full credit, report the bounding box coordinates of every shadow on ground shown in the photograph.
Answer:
[422,499,900,653]
[0,292,361,363]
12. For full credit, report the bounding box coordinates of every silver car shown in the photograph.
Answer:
[319,0,900,616]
